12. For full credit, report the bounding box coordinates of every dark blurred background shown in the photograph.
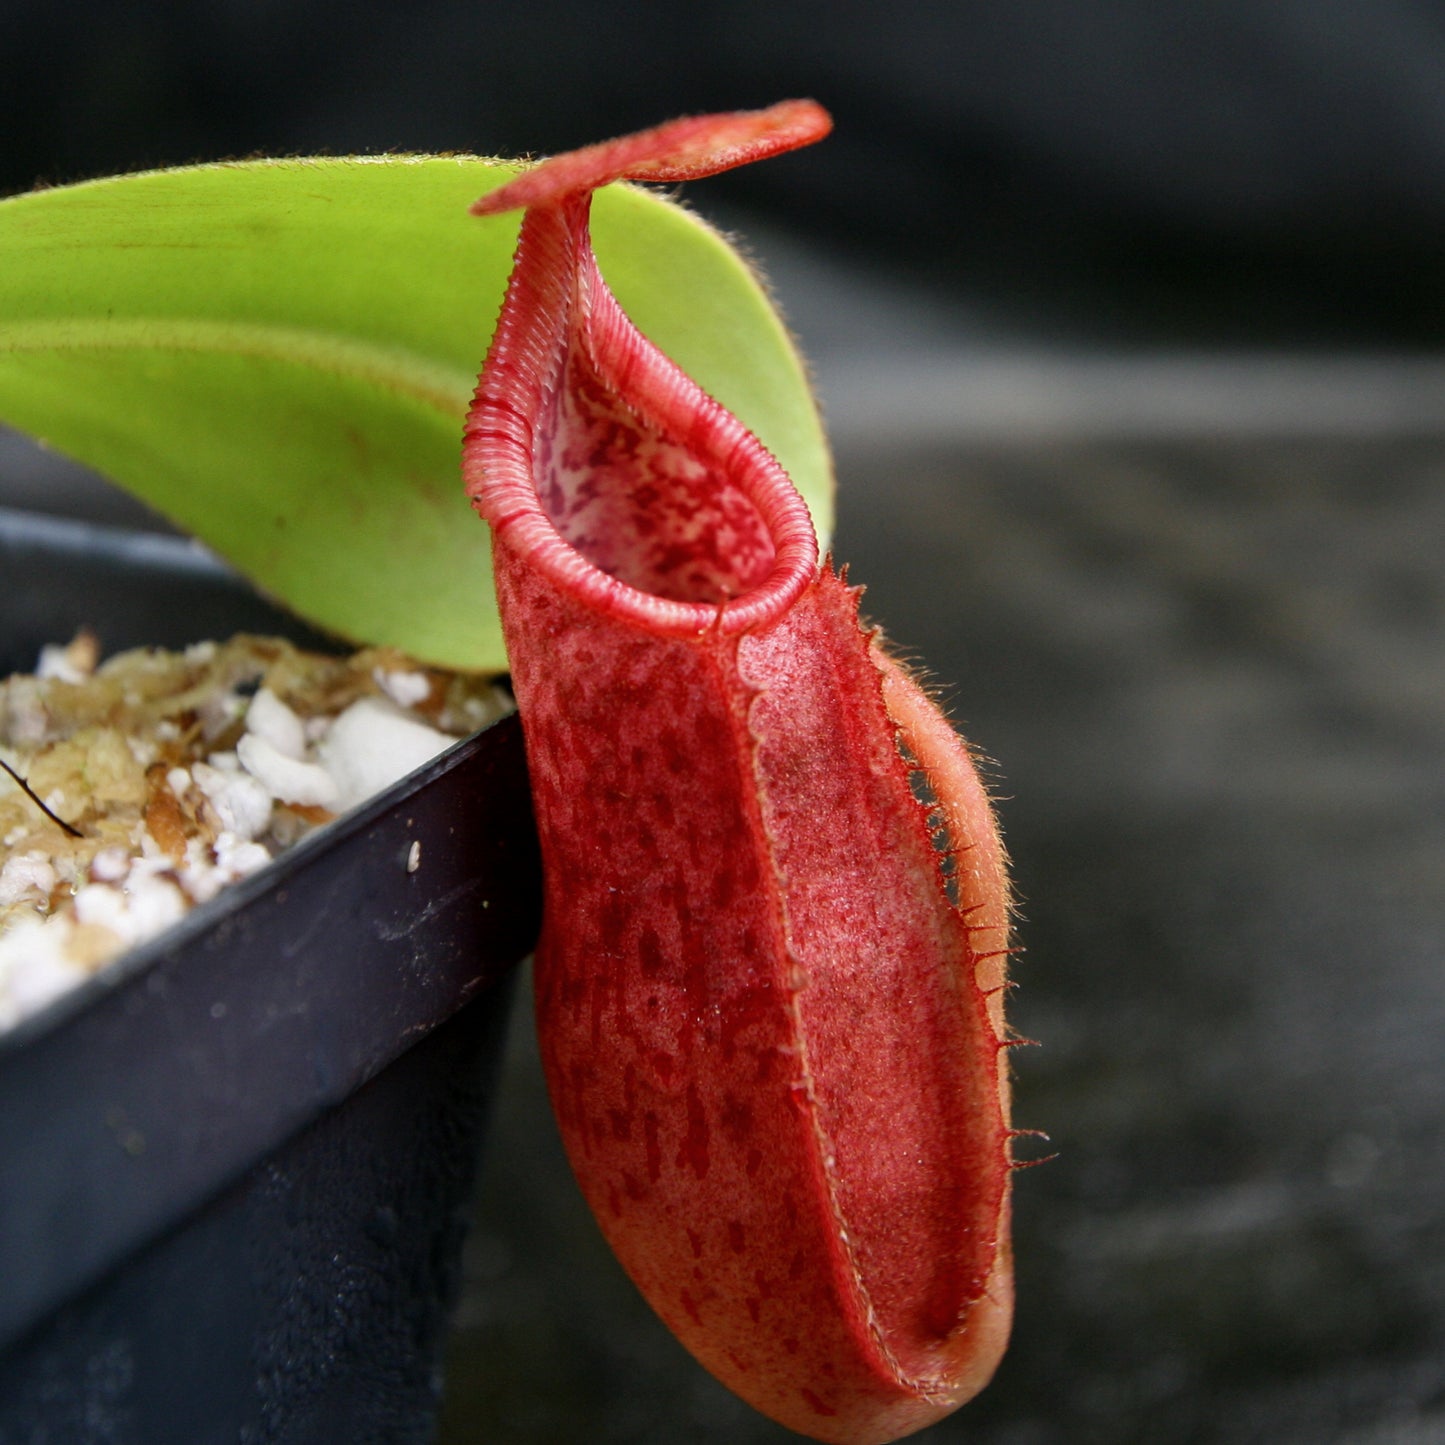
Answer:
[4,4,1445,1442]
[6,0,1445,346]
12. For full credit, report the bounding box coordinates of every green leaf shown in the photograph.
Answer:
[0,157,832,671]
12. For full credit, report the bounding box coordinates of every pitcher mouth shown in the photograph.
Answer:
[465,209,819,640]
[483,466,819,641]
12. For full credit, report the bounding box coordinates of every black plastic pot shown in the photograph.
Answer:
[0,508,542,1443]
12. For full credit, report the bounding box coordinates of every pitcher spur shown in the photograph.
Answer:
[463,100,1023,1445]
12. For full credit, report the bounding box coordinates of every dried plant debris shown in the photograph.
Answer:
[0,631,511,1031]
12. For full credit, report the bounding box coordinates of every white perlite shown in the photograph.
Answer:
[0,634,511,1034]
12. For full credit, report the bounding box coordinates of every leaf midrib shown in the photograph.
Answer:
[0,317,472,417]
